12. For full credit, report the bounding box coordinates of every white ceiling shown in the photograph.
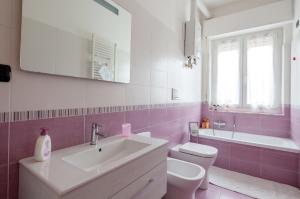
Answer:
[202,0,243,9]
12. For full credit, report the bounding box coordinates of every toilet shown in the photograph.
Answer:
[165,158,205,199]
[170,142,218,189]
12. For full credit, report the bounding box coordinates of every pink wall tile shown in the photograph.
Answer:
[166,107,182,121]
[261,118,290,134]
[235,115,261,133]
[261,165,298,186]
[201,103,291,138]
[9,117,85,163]
[214,157,230,170]
[291,107,300,147]
[169,131,184,148]
[291,122,300,147]
[261,149,299,171]
[149,108,167,125]
[125,110,150,131]
[230,158,261,177]
[0,123,8,165]
[8,163,18,199]
[230,144,261,163]
[0,165,8,199]
[198,137,300,187]
[148,123,169,139]
[85,112,125,141]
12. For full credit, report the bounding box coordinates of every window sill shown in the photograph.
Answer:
[208,106,284,116]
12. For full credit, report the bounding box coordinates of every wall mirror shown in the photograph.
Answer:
[20,0,132,83]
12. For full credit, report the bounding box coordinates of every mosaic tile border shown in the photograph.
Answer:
[0,102,201,123]
[0,112,9,123]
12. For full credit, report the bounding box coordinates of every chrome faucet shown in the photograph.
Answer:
[232,115,236,139]
[90,123,105,145]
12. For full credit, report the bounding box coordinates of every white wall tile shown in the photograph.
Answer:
[150,87,168,104]
[150,70,167,88]
[85,81,126,107]
[0,26,11,65]
[125,84,150,105]
[10,70,86,111]
[130,66,151,86]
[0,82,10,112]
[0,0,202,113]
[0,0,12,27]
[291,0,300,107]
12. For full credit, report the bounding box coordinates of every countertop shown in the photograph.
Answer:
[19,135,168,196]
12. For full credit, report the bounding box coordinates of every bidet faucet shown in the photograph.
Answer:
[90,123,105,145]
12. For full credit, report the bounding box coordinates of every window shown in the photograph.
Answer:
[210,29,283,113]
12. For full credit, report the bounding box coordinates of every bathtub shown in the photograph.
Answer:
[196,129,300,153]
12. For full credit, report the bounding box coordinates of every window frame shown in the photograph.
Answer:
[208,28,284,114]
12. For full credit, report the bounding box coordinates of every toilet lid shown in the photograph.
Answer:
[179,142,218,158]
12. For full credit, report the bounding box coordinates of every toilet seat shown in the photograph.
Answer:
[179,142,218,158]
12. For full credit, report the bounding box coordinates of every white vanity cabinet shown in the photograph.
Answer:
[19,135,168,199]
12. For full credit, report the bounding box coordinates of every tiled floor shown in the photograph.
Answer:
[196,184,254,199]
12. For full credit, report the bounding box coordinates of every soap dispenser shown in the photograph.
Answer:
[34,128,52,162]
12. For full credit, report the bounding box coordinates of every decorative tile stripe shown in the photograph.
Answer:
[0,112,9,123]
[0,102,201,123]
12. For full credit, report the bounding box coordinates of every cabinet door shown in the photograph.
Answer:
[110,161,167,199]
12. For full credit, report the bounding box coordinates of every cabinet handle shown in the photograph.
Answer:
[131,178,154,199]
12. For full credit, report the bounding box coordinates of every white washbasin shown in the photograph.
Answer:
[63,139,150,172]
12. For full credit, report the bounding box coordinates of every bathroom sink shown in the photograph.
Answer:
[62,139,150,172]
[19,135,168,197]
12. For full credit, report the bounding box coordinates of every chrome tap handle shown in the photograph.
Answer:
[90,123,104,145]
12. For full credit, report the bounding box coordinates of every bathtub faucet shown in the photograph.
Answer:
[232,115,236,139]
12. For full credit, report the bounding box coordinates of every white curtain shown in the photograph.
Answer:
[246,31,282,109]
[216,40,240,105]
